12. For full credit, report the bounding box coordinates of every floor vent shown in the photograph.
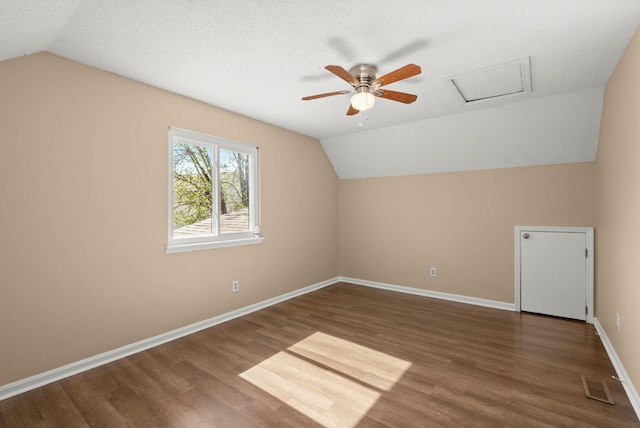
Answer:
[581,375,615,404]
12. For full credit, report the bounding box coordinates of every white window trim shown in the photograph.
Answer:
[166,127,262,254]
[166,236,263,254]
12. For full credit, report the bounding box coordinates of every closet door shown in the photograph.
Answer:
[519,229,589,321]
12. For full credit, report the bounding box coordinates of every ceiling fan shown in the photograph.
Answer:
[302,63,422,115]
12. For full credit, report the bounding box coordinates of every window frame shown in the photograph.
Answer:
[166,127,262,254]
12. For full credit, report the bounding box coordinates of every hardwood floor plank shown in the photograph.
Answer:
[0,392,44,427]
[105,383,172,426]
[59,377,128,427]
[240,351,380,428]
[0,282,638,427]
[30,383,88,427]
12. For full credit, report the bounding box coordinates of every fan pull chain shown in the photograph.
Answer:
[358,113,370,127]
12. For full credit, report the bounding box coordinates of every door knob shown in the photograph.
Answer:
[523,233,530,239]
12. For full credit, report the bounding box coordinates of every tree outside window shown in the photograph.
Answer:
[167,128,259,252]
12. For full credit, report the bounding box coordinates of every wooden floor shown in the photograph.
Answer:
[1,282,638,427]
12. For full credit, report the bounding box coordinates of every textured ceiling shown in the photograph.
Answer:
[2,1,640,178]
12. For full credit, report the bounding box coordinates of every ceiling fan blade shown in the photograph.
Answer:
[347,105,360,115]
[374,64,422,87]
[302,90,351,101]
[325,65,358,86]
[377,89,418,104]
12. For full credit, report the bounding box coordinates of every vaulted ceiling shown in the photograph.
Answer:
[3,1,640,179]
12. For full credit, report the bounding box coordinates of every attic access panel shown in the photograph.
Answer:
[449,57,532,103]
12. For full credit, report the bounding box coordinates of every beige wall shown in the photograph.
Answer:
[0,53,339,386]
[596,28,640,392]
[339,163,595,303]
[4,44,638,398]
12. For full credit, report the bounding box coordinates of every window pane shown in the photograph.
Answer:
[219,149,250,234]
[172,142,214,237]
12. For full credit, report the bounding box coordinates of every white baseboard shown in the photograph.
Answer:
[593,317,640,420]
[11,276,629,414]
[339,277,515,311]
[0,277,339,401]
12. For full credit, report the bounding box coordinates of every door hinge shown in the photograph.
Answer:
[585,248,588,258]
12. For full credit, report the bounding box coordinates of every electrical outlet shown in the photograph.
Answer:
[616,313,620,331]
[232,280,239,292]
[430,267,437,277]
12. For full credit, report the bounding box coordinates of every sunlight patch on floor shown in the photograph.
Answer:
[240,332,412,428]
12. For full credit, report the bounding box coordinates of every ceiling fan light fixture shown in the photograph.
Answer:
[351,88,376,111]
[302,63,420,115]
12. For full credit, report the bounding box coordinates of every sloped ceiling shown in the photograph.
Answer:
[2,1,640,179]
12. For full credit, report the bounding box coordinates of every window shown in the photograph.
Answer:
[167,127,261,253]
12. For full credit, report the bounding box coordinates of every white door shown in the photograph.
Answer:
[519,230,588,321]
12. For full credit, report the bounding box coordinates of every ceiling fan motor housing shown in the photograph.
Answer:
[349,64,377,91]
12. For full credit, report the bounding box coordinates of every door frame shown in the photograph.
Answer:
[514,226,594,323]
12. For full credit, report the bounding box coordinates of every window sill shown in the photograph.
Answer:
[166,236,264,254]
